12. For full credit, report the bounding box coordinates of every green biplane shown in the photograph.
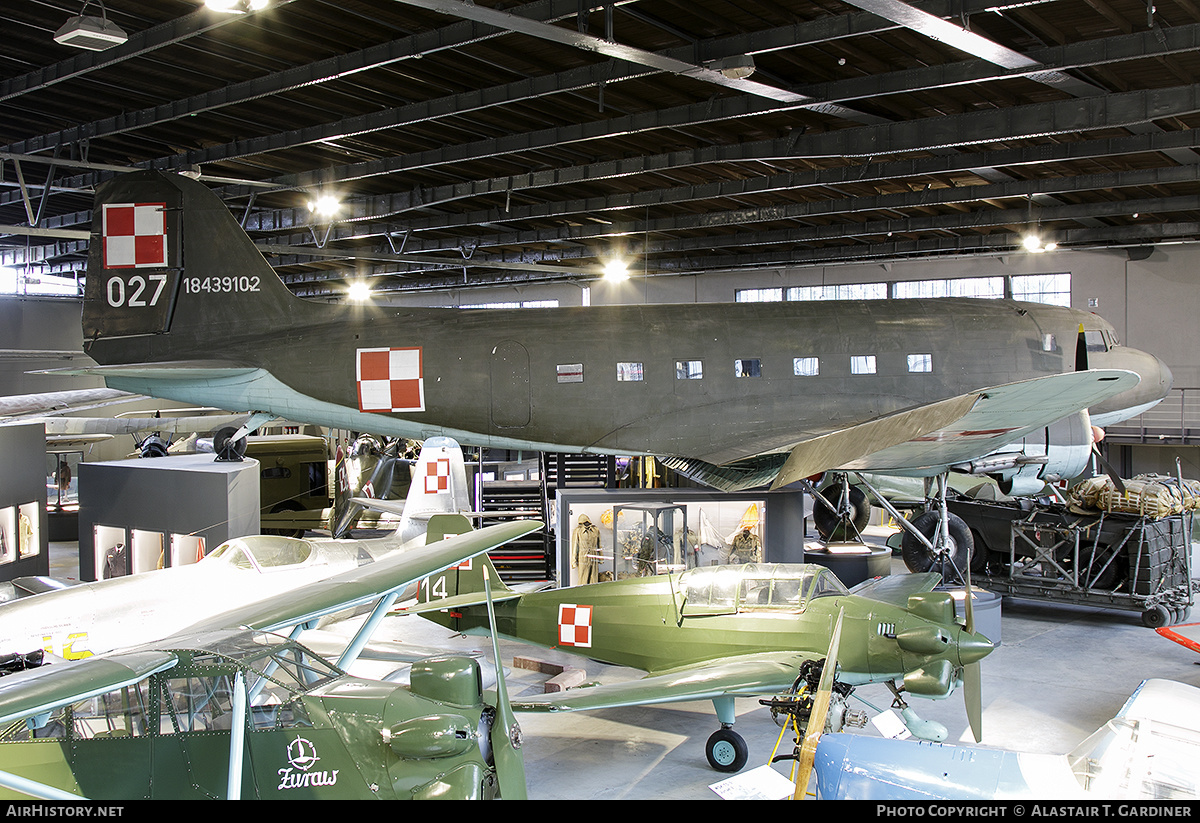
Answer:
[0,521,540,801]
[408,556,993,773]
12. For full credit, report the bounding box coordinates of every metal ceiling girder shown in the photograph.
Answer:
[244,160,1200,260]
[4,15,1192,214]
[835,0,1037,68]
[229,77,1200,219]
[387,0,809,102]
[646,222,1200,274]
[3,0,1045,164]
[280,221,1200,295]
[2,0,645,159]
[247,189,1200,282]
[0,4,281,103]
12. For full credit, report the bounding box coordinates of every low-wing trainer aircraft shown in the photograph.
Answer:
[404,554,993,772]
[812,678,1200,800]
[65,172,1171,541]
[0,436,473,663]
[0,520,538,800]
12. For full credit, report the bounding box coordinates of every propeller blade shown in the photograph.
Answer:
[964,662,983,743]
[1092,445,1127,494]
[961,535,982,741]
[484,564,527,800]
[793,606,844,800]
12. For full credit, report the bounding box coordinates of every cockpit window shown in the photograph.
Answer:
[679,564,848,615]
[201,537,313,571]
[1083,330,1109,353]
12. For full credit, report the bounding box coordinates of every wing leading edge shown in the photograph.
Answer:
[771,369,1139,489]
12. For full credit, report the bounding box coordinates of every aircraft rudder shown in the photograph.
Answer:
[403,437,471,518]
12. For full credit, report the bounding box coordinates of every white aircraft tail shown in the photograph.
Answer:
[355,436,472,545]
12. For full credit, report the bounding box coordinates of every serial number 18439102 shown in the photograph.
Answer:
[183,275,261,295]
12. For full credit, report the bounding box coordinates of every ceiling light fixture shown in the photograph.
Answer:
[347,281,372,302]
[707,55,757,81]
[205,0,270,13]
[1022,233,1057,253]
[53,1,128,51]
[603,259,629,282]
[307,194,341,219]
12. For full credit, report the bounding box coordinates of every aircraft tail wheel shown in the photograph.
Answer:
[705,728,748,772]
[813,484,870,541]
[213,426,248,462]
[900,511,973,577]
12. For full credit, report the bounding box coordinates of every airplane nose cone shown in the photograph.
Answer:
[957,631,994,666]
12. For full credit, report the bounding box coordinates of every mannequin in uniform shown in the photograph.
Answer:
[722,527,762,565]
[570,514,601,585]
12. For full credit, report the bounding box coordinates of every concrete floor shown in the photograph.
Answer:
[48,533,1200,801]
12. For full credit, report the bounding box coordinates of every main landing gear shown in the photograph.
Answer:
[705,727,749,772]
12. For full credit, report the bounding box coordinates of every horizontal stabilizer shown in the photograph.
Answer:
[38,360,257,381]
[771,370,1139,489]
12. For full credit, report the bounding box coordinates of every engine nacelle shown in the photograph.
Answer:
[965,411,1095,494]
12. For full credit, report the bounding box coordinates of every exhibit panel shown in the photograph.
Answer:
[78,454,260,582]
[556,488,807,587]
[0,423,48,582]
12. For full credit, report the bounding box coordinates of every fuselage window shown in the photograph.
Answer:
[1042,334,1058,353]
[557,363,584,384]
[907,354,932,373]
[676,360,703,380]
[617,362,644,382]
[793,357,819,377]
[735,359,762,378]
[851,355,877,375]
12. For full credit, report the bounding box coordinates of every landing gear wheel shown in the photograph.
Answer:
[213,426,247,462]
[813,483,870,541]
[705,728,748,773]
[901,511,973,578]
[1141,604,1172,629]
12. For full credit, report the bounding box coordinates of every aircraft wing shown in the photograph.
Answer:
[0,650,178,727]
[849,571,941,607]
[510,651,815,714]
[177,519,543,636]
[771,369,1139,489]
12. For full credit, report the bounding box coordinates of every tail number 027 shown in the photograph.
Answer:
[106,273,168,308]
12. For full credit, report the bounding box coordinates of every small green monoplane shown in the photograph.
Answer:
[0,521,540,801]
[408,556,994,773]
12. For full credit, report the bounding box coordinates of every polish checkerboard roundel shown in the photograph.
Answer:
[102,203,168,269]
[356,347,425,413]
[558,603,593,647]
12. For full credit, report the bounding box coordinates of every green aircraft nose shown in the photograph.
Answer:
[957,631,994,666]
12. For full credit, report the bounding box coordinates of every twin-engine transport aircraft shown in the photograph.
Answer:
[71,171,1171,507]
[0,521,537,801]
[0,437,473,663]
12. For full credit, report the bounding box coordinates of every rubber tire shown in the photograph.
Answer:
[813,483,870,541]
[705,728,748,773]
[213,426,247,462]
[1141,604,1172,629]
[264,501,305,538]
[901,510,974,578]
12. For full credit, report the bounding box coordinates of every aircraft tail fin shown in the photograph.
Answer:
[408,551,513,632]
[81,170,305,354]
[342,437,472,543]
